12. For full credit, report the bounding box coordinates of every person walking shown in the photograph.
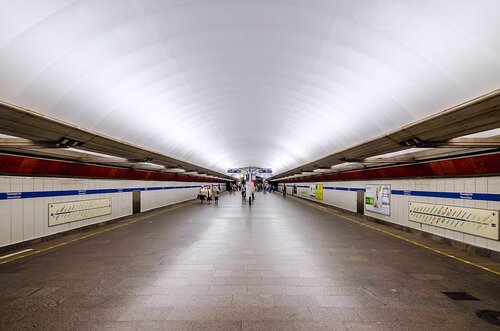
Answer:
[241,184,247,201]
[206,185,213,203]
[213,185,220,203]
[199,186,206,203]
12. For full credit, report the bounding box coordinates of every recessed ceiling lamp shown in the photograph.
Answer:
[163,168,186,173]
[67,147,119,159]
[313,168,332,173]
[330,162,358,169]
[137,162,165,169]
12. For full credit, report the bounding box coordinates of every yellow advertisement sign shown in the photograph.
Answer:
[315,184,323,200]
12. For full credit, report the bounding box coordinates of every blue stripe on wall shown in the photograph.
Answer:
[390,190,500,201]
[283,184,500,202]
[0,185,203,200]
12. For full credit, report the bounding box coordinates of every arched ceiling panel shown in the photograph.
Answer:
[0,0,499,175]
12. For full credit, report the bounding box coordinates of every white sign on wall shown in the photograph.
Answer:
[409,202,499,240]
[49,198,112,226]
[365,184,391,216]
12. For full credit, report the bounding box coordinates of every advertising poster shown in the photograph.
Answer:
[309,185,316,197]
[315,184,323,200]
[365,184,391,216]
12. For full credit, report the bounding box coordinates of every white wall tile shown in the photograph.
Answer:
[463,234,475,244]
[0,201,11,246]
[488,177,500,194]
[11,178,22,192]
[10,199,23,244]
[486,239,500,252]
[0,177,10,192]
[476,177,487,193]
[0,177,224,248]
[474,236,488,249]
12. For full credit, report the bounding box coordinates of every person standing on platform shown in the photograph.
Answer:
[199,186,206,203]
[206,185,213,203]
[241,183,247,201]
[213,185,220,203]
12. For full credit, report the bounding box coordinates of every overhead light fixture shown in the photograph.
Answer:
[313,168,331,173]
[67,147,121,159]
[402,138,423,147]
[56,138,81,147]
[0,133,19,139]
[136,162,165,170]
[460,128,500,138]
[371,148,430,159]
[331,162,358,169]
[163,168,186,173]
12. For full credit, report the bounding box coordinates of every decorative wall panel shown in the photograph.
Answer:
[49,198,112,226]
[409,202,499,240]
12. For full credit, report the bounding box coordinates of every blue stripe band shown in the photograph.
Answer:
[283,185,500,201]
[0,185,203,200]
[391,190,500,201]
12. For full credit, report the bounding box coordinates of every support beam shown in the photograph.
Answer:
[411,137,500,148]
[351,158,413,164]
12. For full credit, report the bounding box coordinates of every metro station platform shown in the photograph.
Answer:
[0,192,498,330]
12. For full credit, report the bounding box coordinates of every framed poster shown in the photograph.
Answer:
[315,184,323,200]
[309,185,316,197]
[365,184,391,216]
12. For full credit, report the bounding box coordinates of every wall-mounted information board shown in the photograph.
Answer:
[49,198,112,226]
[409,202,499,240]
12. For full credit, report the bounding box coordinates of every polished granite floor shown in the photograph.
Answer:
[0,192,499,330]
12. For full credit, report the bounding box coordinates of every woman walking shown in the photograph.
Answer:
[213,185,220,203]
[199,186,206,203]
[206,185,213,203]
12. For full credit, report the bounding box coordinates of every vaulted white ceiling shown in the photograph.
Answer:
[0,0,499,175]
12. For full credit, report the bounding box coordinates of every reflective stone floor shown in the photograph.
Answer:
[0,192,499,330]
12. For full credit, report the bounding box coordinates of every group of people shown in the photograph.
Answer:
[228,182,274,194]
[198,185,220,204]
[282,184,297,197]
[229,183,238,194]
[257,183,273,192]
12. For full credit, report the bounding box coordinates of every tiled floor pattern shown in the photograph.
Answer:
[0,192,499,330]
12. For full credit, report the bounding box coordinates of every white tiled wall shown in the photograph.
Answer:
[0,176,225,248]
[280,176,500,252]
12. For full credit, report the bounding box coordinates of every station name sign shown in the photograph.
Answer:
[227,168,272,174]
